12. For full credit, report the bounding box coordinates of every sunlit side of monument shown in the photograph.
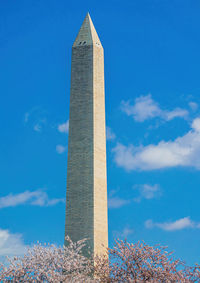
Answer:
[65,13,108,257]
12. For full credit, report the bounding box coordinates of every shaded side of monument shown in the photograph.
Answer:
[65,13,108,257]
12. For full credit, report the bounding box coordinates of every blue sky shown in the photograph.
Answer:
[1,0,200,265]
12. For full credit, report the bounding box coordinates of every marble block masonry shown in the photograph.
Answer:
[65,13,108,257]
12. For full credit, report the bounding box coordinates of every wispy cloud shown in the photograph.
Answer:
[33,123,42,132]
[108,197,130,209]
[145,217,198,231]
[56,144,67,154]
[133,184,161,202]
[58,121,69,134]
[189,101,198,111]
[24,106,40,124]
[121,227,134,238]
[108,188,130,209]
[112,117,200,171]
[106,127,116,141]
[0,190,64,209]
[0,228,27,257]
[24,112,30,123]
[33,119,46,132]
[121,94,188,122]
[113,226,134,239]
[24,107,47,132]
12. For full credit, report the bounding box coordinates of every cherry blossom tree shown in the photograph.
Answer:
[0,237,95,282]
[94,239,200,282]
[0,237,200,282]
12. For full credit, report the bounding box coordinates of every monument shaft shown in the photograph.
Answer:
[65,14,108,256]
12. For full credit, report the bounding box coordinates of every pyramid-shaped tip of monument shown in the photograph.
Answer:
[73,13,102,47]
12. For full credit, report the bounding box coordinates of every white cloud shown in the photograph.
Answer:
[58,121,69,133]
[133,184,161,202]
[121,94,188,122]
[145,217,197,231]
[121,95,161,122]
[0,228,27,257]
[191,118,200,132]
[106,127,116,141]
[165,108,188,121]
[108,197,130,209]
[56,144,67,154]
[112,117,200,171]
[189,101,198,111]
[0,190,64,209]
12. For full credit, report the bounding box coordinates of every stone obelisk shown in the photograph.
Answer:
[65,13,108,256]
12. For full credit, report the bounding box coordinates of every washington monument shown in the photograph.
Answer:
[65,13,108,256]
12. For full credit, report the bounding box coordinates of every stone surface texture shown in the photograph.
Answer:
[65,13,108,257]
